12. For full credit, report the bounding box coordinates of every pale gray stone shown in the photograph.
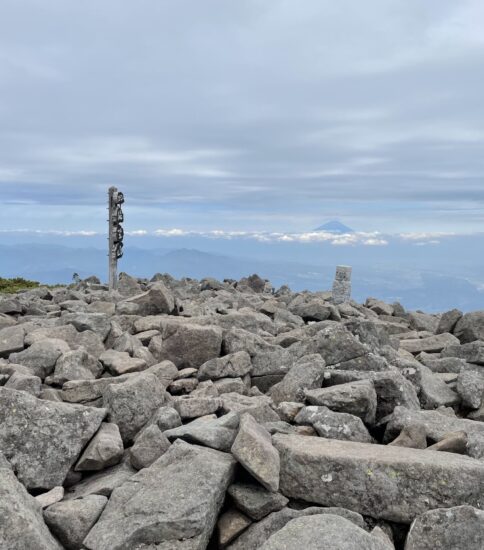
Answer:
[62,312,112,341]
[231,413,280,492]
[0,454,62,549]
[454,311,484,343]
[405,505,484,550]
[0,387,105,489]
[84,440,236,550]
[274,434,484,523]
[100,349,147,375]
[228,482,288,520]
[9,338,70,379]
[259,514,391,550]
[197,351,252,381]
[304,379,377,425]
[129,424,171,469]
[4,370,41,396]
[400,333,459,354]
[75,422,124,471]
[0,324,25,357]
[49,348,102,385]
[44,494,108,550]
[35,486,64,509]
[103,372,167,443]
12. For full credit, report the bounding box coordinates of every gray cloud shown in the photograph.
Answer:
[0,0,483,233]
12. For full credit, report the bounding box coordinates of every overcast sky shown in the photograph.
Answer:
[1,0,483,235]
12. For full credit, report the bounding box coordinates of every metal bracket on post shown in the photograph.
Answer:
[108,186,124,291]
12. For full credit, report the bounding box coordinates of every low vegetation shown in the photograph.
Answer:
[0,277,41,293]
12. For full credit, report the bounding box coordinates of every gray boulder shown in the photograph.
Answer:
[62,312,111,341]
[120,282,175,315]
[197,351,251,381]
[259,514,392,550]
[129,423,171,469]
[274,434,484,523]
[4,370,41,396]
[83,440,236,550]
[295,405,373,443]
[304,379,377,425]
[400,333,459,354]
[75,422,124,471]
[454,311,484,343]
[457,370,484,409]
[9,338,70,379]
[0,387,105,489]
[228,482,288,520]
[103,372,167,443]
[49,348,102,385]
[227,506,366,550]
[44,494,108,550]
[231,413,280,492]
[437,308,463,334]
[0,325,25,357]
[0,454,62,549]
[405,505,484,550]
[165,412,239,451]
[269,354,326,404]
[157,321,223,368]
[100,349,146,375]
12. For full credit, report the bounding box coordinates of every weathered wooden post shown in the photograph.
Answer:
[332,265,352,304]
[108,186,124,291]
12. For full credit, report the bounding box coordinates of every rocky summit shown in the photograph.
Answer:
[1,272,484,549]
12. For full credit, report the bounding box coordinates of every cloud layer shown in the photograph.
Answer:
[0,1,483,233]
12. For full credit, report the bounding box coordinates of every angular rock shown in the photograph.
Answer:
[454,311,484,343]
[121,282,175,315]
[83,440,236,550]
[35,486,64,509]
[0,324,25,357]
[405,505,484,550]
[227,506,366,550]
[437,308,463,334]
[5,370,41,396]
[49,348,103,385]
[388,425,427,449]
[157,321,223,368]
[62,312,111,341]
[100,349,146,375]
[457,370,484,409]
[0,454,62,549]
[165,412,239,452]
[274,434,484,523]
[9,338,70,379]
[384,406,484,443]
[269,354,326,404]
[217,508,252,547]
[221,393,280,423]
[103,372,167,443]
[259,514,392,550]
[0,387,105,489]
[228,482,288,520]
[174,395,222,420]
[129,423,171,469]
[400,333,459,354]
[442,340,484,364]
[197,351,252,381]
[65,457,136,500]
[304,379,377,425]
[231,413,280,492]
[44,494,108,550]
[75,422,124,471]
[295,405,373,443]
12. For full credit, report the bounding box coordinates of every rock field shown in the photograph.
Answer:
[1,271,484,549]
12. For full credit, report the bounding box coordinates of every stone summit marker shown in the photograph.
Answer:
[332,264,352,304]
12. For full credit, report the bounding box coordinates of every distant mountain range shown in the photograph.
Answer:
[2,235,484,313]
[314,221,355,233]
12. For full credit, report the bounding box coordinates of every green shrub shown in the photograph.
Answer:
[0,277,41,294]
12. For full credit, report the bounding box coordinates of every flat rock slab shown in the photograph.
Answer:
[273,434,484,524]
[0,387,105,490]
[84,440,235,550]
[0,454,62,550]
[400,333,459,354]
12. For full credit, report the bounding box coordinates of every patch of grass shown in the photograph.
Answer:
[0,277,41,294]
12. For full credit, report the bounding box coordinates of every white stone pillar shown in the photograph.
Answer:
[332,265,352,304]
